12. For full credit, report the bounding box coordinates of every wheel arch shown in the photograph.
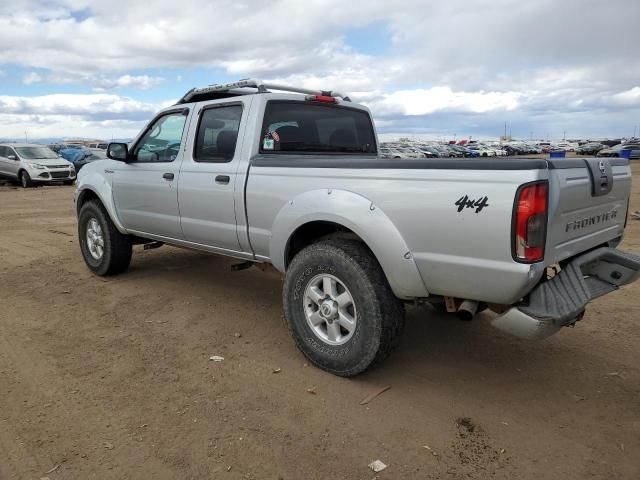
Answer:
[270,189,429,299]
[76,184,127,234]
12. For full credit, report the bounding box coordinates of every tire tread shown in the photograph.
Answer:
[79,200,132,276]
[283,238,404,376]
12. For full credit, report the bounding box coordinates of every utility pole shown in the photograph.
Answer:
[24,130,28,143]
[563,130,566,141]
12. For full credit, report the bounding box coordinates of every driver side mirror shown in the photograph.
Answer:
[107,142,129,162]
[7,155,17,161]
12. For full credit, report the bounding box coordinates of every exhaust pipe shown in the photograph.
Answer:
[457,300,479,321]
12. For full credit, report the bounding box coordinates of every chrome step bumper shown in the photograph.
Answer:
[491,247,640,340]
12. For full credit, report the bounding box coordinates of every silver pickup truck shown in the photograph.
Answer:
[75,79,640,376]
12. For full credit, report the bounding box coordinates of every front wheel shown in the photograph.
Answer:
[19,171,33,188]
[78,200,132,276]
[283,239,405,377]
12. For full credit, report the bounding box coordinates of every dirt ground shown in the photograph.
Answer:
[1,163,639,480]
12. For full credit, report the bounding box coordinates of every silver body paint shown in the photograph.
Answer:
[75,92,632,305]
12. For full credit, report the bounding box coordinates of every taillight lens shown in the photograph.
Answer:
[513,181,548,263]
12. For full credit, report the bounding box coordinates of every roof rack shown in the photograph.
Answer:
[176,78,352,104]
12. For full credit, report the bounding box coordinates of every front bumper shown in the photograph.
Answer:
[491,247,640,339]
[32,168,76,182]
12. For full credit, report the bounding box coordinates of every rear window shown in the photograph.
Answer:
[260,101,376,155]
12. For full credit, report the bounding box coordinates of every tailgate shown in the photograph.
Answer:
[546,158,631,264]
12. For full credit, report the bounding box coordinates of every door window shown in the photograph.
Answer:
[194,105,242,163]
[132,111,188,163]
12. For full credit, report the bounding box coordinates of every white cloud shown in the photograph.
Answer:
[22,72,43,84]
[0,93,162,138]
[368,87,522,116]
[612,87,640,107]
[93,74,165,91]
[0,93,157,116]
[1,0,639,138]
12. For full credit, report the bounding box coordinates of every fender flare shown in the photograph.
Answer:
[269,189,429,299]
[75,174,127,234]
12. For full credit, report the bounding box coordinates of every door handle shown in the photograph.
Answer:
[162,173,174,180]
[215,175,230,185]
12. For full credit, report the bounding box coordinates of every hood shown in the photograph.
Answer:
[77,159,111,180]
[24,157,73,167]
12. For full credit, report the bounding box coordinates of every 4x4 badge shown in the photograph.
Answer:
[455,195,489,213]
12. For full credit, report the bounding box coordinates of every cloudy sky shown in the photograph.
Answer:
[1,0,639,141]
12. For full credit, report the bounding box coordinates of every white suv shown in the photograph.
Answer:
[0,143,76,187]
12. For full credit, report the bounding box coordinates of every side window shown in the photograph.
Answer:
[132,111,187,163]
[0,147,6,157]
[194,105,242,163]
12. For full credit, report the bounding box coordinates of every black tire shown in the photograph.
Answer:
[78,200,132,276]
[283,239,405,377]
[19,170,33,188]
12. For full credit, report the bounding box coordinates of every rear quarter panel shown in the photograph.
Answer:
[247,162,545,304]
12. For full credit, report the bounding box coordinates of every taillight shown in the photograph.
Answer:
[305,95,338,104]
[512,181,548,263]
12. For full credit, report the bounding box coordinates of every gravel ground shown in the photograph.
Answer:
[1,162,639,479]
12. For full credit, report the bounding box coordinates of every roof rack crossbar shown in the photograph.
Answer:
[179,78,351,103]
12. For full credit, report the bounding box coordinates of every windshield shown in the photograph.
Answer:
[16,146,58,159]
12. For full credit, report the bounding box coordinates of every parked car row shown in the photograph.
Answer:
[380,141,538,158]
[380,139,640,159]
[597,143,640,159]
[0,142,109,188]
[0,143,76,187]
[575,142,606,155]
[380,143,484,158]
[47,143,106,170]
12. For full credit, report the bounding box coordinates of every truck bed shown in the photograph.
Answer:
[247,155,631,304]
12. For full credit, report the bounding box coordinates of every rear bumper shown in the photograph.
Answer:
[491,247,640,339]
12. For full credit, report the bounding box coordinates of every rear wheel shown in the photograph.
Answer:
[19,171,33,188]
[283,239,405,377]
[78,200,132,276]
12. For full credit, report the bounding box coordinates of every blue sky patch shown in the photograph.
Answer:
[344,21,390,56]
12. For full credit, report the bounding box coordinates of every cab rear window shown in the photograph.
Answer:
[260,101,376,155]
